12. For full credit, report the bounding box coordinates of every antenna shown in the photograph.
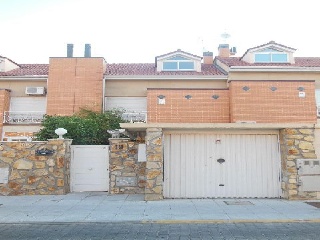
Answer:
[220,32,231,43]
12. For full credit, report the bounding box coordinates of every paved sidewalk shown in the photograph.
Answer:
[0,192,320,223]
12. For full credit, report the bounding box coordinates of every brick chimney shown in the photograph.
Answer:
[203,51,213,64]
[218,44,230,57]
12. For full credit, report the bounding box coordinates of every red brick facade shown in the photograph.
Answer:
[229,81,316,123]
[147,81,317,124]
[147,89,230,123]
[47,58,105,116]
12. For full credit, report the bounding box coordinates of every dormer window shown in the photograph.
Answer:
[162,55,195,71]
[156,49,202,72]
[254,48,288,63]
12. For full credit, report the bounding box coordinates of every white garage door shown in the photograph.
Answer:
[71,145,109,192]
[164,134,281,198]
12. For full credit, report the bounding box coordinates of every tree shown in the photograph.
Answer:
[36,109,124,145]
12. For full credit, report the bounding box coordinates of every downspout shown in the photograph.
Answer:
[102,76,106,113]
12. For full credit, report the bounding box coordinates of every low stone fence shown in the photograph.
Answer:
[0,139,72,196]
[109,138,146,194]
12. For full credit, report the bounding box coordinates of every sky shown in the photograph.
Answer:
[1,0,320,64]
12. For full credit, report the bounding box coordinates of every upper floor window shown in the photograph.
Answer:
[316,90,320,106]
[162,55,195,71]
[254,48,288,63]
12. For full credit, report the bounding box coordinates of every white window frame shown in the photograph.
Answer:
[162,59,195,71]
[254,52,288,63]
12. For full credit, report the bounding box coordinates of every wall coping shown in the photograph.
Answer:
[120,123,315,131]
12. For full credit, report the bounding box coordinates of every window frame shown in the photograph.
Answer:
[162,55,195,71]
[254,52,288,63]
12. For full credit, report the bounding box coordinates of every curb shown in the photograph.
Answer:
[143,219,320,224]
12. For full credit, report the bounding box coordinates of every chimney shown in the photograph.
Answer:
[67,44,73,57]
[84,44,91,57]
[203,51,213,64]
[218,44,230,57]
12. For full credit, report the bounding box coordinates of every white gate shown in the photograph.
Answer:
[163,134,281,198]
[70,145,109,192]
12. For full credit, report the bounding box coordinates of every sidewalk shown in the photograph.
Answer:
[1,192,320,223]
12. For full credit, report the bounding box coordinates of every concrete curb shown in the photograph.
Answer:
[145,219,320,224]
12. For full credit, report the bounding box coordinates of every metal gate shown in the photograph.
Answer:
[70,145,109,192]
[163,134,281,198]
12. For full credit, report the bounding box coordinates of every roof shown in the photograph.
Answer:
[105,63,225,76]
[0,64,49,77]
[215,57,320,68]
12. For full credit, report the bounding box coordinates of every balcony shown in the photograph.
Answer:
[3,111,45,124]
[121,111,147,123]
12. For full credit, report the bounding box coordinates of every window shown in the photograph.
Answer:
[162,55,195,71]
[315,90,320,117]
[254,48,288,63]
[315,90,320,106]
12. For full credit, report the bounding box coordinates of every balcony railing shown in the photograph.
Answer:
[121,111,147,123]
[3,111,45,124]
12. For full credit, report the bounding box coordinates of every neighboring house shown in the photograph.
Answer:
[1,41,320,200]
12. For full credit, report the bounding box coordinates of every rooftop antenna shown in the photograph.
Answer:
[220,32,231,43]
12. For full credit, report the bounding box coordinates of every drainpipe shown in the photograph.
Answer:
[102,76,106,113]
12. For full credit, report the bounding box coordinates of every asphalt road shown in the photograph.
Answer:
[1,222,320,239]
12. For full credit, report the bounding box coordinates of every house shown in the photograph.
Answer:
[1,41,320,200]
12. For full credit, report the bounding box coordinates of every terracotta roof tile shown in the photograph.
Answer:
[105,63,225,76]
[0,64,49,76]
[215,57,320,68]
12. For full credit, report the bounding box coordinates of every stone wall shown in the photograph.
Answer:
[145,128,163,201]
[0,139,72,196]
[280,128,318,199]
[109,138,146,194]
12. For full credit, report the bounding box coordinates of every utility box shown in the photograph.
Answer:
[299,176,320,191]
[297,159,320,175]
[297,159,320,192]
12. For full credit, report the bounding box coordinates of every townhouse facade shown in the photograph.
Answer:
[1,41,320,200]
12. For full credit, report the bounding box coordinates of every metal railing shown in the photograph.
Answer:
[121,111,147,123]
[3,111,45,124]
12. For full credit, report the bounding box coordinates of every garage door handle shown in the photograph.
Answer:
[89,168,93,171]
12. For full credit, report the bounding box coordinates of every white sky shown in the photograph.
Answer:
[1,0,320,64]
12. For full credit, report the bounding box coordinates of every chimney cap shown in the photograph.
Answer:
[203,51,213,56]
[218,43,229,49]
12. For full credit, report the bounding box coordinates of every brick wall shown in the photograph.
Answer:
[47,58,105,116]
[0,89,11,136]
[230,81,316,123]
[147,89,230,123]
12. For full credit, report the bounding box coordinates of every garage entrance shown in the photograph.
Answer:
[70,145,109,192]
[163,133,281,198]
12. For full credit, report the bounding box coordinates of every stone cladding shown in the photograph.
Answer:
[145,128,163,201]
[0,139,72,196]
[109,138,146,194]
[280,128,319,199]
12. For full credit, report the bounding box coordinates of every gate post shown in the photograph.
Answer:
[145,128,163,201]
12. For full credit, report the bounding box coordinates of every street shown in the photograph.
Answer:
[1,222,320,240]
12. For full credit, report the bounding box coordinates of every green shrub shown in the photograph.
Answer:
[36,109,124,145]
